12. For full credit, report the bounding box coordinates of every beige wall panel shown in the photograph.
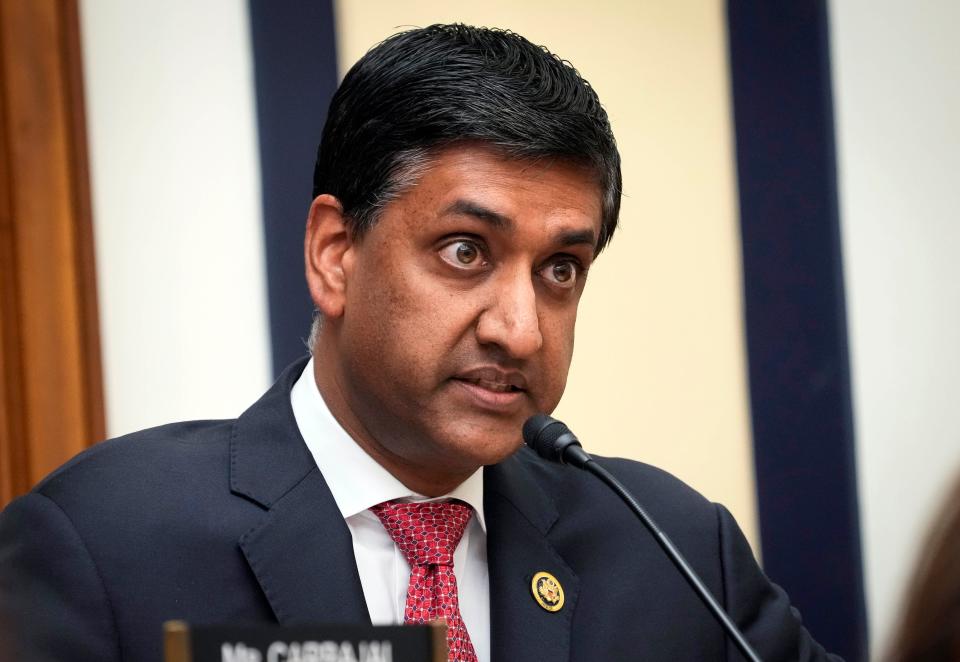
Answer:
[335,0,757,550]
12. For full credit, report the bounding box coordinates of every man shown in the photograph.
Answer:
[0,25,839,661]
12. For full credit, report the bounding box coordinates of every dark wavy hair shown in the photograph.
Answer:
[312,24,622,253]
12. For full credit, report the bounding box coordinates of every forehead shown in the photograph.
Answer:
[387,145,604,238]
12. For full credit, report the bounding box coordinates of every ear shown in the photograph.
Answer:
[304,194,353,319]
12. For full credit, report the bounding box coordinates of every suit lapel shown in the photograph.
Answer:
[485,452,579,662]
[238,468,371,625]
[230,359,370,626]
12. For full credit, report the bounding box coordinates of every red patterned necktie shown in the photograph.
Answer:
[370,500,478,662]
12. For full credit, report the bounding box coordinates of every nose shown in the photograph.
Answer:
[475,266,543,359]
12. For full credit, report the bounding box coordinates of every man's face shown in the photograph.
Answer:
[315,144,602,484]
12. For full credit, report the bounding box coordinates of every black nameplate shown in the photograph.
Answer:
[164,621,446,662]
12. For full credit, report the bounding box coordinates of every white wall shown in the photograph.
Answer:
[829,0,960,653]
[79,1,272,436]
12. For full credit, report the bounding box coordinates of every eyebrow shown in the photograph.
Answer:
[555,228,597,249]
[444,199,511,229]
[443,199,598,249]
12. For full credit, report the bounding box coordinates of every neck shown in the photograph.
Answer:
[310,343,477,498]
[360,448,474,498]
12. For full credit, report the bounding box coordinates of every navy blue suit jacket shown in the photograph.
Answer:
[0,360,839,661]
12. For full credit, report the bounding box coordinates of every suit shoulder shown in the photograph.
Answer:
[516,447,712,510]
[31,419,235,507]
[507,449,726,588]
[510,448,723,548]
[596,455,713,510]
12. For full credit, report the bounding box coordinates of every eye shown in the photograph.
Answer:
[438,239,488,270]
[539,259,582,289]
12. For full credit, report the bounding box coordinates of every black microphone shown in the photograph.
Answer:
[523,414,763,662]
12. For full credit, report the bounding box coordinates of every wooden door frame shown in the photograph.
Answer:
[0,0,104,506]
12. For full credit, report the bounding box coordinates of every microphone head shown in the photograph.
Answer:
[523,414,579,463]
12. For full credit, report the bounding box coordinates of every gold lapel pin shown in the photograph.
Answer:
[531,571,564,612]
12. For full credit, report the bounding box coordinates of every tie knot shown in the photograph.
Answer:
[370,500,473,567]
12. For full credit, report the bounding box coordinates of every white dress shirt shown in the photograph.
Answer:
[290,358,490,662]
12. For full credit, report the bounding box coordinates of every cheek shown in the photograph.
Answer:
[543,300,578,351]
[537,310,578,404]
[344,264,474,381]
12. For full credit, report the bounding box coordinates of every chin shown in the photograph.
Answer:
[474,440,524,467]
[441,423,525,469]
[403,406,528,470]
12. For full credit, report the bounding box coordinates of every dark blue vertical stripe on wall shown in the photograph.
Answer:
[726,2,867,660]
[248,0,339,375]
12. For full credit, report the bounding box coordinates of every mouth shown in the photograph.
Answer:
[451,366,529,411]
[456,377,524,393]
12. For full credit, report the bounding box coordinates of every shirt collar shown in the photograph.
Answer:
[290,357,486,531]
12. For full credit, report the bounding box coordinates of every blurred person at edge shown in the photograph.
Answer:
[887,471,960,661]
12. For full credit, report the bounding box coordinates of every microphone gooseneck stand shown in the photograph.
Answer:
[523,414,763,662]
